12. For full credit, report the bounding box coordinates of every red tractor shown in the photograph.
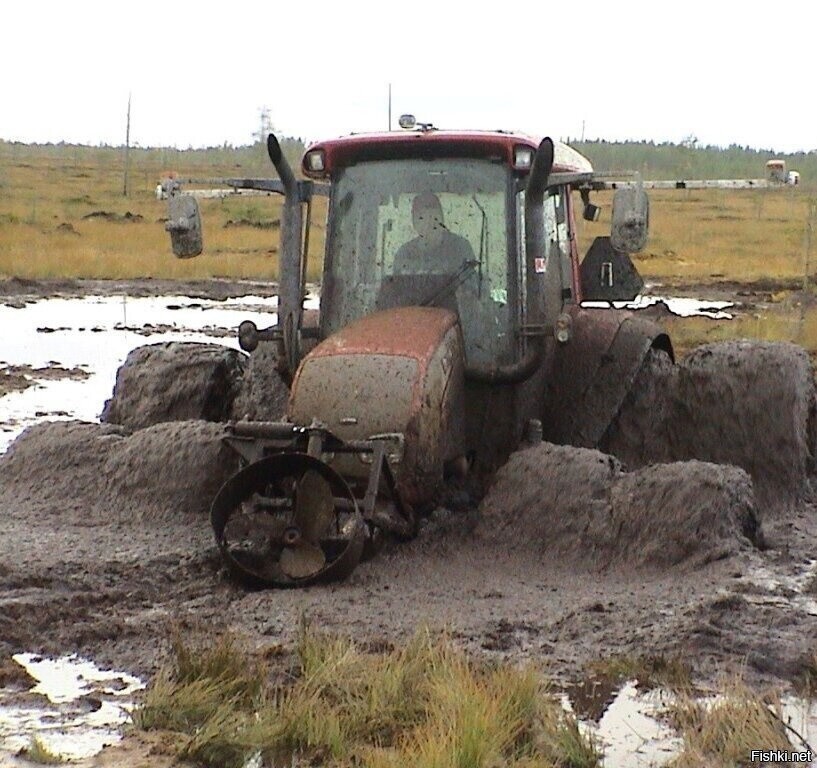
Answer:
[160,120,786,587]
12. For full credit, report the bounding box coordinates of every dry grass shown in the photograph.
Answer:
[135,625,601,768]
[20,735,65,764]
[2,143,812,290]
[667,679,798,768]
[576,187,815,286]
[658,296,817,361]
[0,143,326,282]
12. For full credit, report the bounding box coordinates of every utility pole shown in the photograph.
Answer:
[256,106,273,167]
[804,200,816,293]
[388,83,392,131]
[123,92,131,197]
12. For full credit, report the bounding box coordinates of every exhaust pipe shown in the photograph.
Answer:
[466,138,554,386]
[267,134,304,374]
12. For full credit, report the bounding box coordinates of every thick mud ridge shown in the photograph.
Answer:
[101,341,290,429]
[1,417,816,692]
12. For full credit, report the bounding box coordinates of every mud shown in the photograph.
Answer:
[2,410,814,696]
[1,279,817,744]
[0,276,282,306]
[604,341,817,510]
[231,343,290,421]
[0,364,89,397]
[480,442,761,570]
[101,343,247,430]
[0,420,238,522]
[81,211,144,223]
[0,372,32,397]
[224,217,280,230]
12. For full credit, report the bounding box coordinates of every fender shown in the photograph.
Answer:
[542,306,673,448]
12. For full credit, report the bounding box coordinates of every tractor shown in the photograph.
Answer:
[159,119,787,587]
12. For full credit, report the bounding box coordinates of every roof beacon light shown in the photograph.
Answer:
[513,146,534,170]
[398,114,417,130]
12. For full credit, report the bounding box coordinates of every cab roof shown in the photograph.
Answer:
[302,129,593,178]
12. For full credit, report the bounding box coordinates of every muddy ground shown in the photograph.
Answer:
[1,278,816,709]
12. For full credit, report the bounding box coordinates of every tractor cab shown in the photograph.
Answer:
[302,128,593,373]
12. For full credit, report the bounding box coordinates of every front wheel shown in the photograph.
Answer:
[210,453,365,588]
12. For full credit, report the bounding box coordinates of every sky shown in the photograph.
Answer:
[2,1,814,153]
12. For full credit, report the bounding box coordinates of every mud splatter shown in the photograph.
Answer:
[0,364,89,397]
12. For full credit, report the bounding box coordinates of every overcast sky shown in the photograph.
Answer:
[2,1,813,153]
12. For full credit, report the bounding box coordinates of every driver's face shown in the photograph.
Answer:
[413,201,444,239]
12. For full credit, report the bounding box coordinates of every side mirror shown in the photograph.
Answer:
[611,186,649,253]
[165,194,203,258]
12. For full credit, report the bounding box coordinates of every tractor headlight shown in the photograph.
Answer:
[513,145,534,170]
[303,150,326,176]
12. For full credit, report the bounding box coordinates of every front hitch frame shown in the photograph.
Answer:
[214,420,417,586]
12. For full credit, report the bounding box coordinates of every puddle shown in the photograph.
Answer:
[0,293,318,452]
[0,654,144,761]
[563,679,681,767]
[565,678,817,767]
[737,559,817,616]
[583,294,735,319]
[592,682,682,767]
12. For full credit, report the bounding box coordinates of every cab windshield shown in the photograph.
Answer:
[322,158,516,367]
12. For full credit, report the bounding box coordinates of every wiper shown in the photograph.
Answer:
[420,260,480,307]
[472,196,487,299]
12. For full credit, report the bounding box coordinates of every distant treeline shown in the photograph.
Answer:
[2,136,814,184]
[572,139,816,182]
[0,137,307,176]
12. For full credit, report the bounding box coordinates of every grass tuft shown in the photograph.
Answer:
[133,632,266,735]
[20,735,64,764]
[586,653,692,692]
[135,625,600,768]
[668,679,794,768]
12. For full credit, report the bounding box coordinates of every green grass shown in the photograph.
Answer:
[135,625,601,768]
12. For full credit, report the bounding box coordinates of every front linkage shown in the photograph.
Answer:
[211,420,417,587]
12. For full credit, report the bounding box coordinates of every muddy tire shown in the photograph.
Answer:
[479,441,760,570]
[101,342,247,430]
[604,341,817,511]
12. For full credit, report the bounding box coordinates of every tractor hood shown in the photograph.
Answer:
[288,307,466,505]
[289,306,459,440]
